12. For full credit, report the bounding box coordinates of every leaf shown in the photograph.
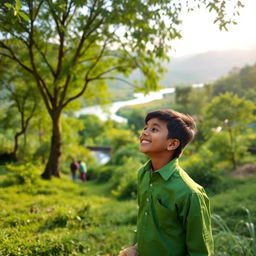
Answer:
[15,0,21,11]
[18,11,30,22]
[4,3,13,8]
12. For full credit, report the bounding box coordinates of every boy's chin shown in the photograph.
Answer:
[139,147,150,155]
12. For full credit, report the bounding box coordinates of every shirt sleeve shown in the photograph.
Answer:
[180,192,214,256]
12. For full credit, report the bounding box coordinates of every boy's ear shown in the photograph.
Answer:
[167,139,180,151]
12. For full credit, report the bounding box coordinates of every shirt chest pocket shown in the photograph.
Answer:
[153,197,179,229]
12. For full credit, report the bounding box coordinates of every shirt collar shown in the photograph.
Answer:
[144,158,180,181]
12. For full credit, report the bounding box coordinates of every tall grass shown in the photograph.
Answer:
[213,208,256,256]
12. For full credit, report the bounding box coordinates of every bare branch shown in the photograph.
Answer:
[95,76,135,87]
[88,65,123,80]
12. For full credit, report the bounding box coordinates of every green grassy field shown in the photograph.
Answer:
[0,166,255,255]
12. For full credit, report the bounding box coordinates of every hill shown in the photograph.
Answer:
[108,45,256,100]
[162,45,256,86]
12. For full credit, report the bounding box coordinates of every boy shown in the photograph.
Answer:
[118,109,213,256]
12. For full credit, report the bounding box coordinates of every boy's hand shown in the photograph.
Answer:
[118,244,138,256]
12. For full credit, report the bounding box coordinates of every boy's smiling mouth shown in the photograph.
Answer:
[140,138,151,144]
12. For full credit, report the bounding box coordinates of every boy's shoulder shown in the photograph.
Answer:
[171,165,208,202]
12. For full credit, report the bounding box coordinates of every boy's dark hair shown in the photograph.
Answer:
[145,109,197,158]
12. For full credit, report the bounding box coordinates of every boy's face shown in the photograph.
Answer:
[139,118,174,156]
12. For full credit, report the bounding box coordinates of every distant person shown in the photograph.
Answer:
[70,160,79,181]
[79,160,87,182]
[118,109,213,256]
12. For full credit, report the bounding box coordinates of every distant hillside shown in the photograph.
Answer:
[108,46,256,99]
[162,46,256,86]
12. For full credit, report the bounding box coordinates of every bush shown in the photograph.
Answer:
[111,157,140,200]
[86,164,115,183]
[108,143,147,166]
[1,163,41,190]
[182,148,221,189]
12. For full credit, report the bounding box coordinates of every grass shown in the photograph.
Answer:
[0,166,137,256]
[0,165,255,255]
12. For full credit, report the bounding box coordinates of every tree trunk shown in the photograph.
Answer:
[12,133,19,160]
[41,113,61,179]
[11,131,23,161]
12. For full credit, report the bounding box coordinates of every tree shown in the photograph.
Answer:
[0,61,38,160]
[0,0,244,179]
[78,114,105,145]
[204,92,255,169]
[175,85,193,111]
[210,64,256,99]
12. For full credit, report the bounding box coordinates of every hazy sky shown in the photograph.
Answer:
[172,0,256,57]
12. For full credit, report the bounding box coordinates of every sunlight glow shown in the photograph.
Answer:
[171,0,256,57]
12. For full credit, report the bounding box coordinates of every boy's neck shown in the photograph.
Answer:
[150,153,175,171]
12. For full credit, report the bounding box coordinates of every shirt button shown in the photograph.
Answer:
[150,183,153,187]
[145,211,148,215]
[146,198,149,202]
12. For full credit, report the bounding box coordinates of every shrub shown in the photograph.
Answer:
[182,148,221,189]
[111,157,141,200]
[108,143,147,166]
[1,163,41,190]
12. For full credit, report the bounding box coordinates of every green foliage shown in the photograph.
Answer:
[78,114,105,145]
[94,165,115,183]
[4,0,30,22]
[182,148,221,189]
[211,64,256,99]
[211,176,256,226]
[111,157,141,200]
[204,92,255,128]
[117,108,145,135]
[3,163,41,189]
[98,127,137,153]
[213,208,256,256]
[203,92,256,168]
[175,85,193,110]
[109,143,147,166]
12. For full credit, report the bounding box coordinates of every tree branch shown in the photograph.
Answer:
[27,4,53,113]
[0,42,33,74]
[85,37,108,80]
[62,79,89,109]
[94,76,135,87]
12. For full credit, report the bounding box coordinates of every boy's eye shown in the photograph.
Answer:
[151,127,158,132]
[142,127,159,132]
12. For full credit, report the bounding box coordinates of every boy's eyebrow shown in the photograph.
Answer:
[152,123,161,128]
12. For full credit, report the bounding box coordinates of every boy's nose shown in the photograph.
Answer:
[142,128,149,135]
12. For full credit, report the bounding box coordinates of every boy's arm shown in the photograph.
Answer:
[181,192,214,256]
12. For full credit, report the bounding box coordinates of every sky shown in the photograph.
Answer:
[171,0,256,57]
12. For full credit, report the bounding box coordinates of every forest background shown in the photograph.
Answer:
[0,0,256,255]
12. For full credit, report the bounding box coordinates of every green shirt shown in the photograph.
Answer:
[135,158,214,256]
